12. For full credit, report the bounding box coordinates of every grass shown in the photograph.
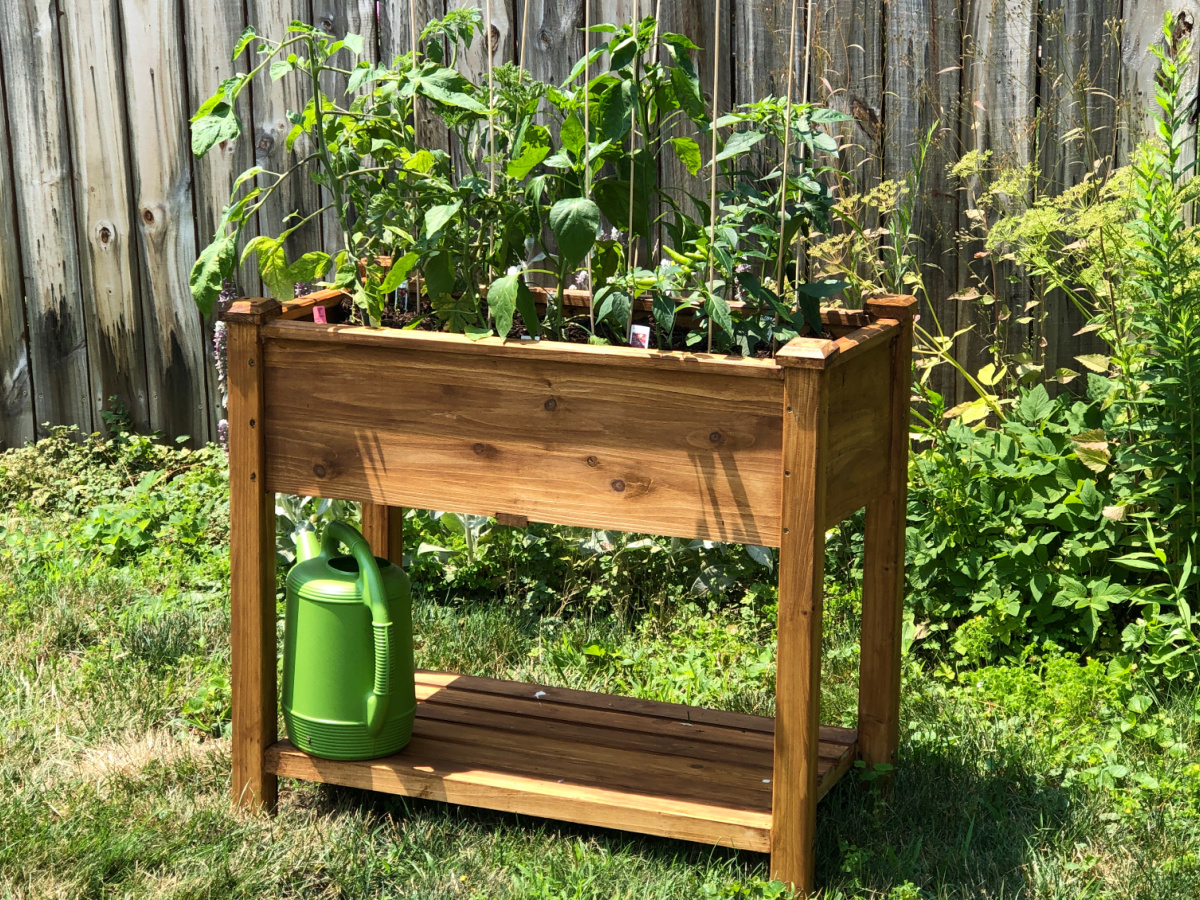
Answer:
[1,433,1198,898]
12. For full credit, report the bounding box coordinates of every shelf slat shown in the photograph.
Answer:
[267,671,857,851]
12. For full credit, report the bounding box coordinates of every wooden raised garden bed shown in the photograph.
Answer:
[221,292,917,894]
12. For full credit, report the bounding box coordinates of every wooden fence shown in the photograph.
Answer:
[0,0,1193,448]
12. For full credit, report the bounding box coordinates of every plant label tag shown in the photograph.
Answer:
[629,324,651,349]
[312,305,328,324]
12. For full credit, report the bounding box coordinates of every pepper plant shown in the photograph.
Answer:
[190,13,852,355]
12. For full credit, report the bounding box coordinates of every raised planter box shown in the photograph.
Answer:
[221,292,916,894]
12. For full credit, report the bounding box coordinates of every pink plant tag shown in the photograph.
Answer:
[312,305,328,324]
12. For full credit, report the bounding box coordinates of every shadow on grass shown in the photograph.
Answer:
[295,728,1075,898]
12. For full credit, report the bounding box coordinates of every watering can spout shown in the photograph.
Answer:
[294,529,322,563]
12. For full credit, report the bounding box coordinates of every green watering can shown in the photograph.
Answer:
[281,521,416,760]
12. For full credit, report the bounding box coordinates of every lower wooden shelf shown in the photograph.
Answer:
[266,670,858,852]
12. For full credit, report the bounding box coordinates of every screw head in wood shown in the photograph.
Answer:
[544,398,557,411]
[709,431,722,444]
[313,464,327,478]
[586,456,599,467]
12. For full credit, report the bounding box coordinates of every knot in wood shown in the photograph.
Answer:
[611,479,626,493]
[140,205,163,229]
[488,24,500,54]
[312,463,327,478]
[319,15,336,31]
[256,131,275,154]
[538,28,552,48]
[544,397,557,411]
[96,221,115,247]
[586,456,599,468]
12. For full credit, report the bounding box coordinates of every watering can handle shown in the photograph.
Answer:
[322,521,393,737]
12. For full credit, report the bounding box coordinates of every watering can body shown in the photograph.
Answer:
[281,522,416,760]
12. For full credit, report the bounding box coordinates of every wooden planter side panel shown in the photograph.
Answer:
[823,335,895,526]
[261,337,785,546]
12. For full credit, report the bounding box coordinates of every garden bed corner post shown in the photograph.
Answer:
[858,295,918,773]
[224,297,284,812]
[771,360,830,895]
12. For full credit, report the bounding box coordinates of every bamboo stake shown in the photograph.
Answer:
[485,0,496,193]
[774,0,801,299]
[518,0,531,82]
[705,0,722,353]
[584,0,594,333]
[626,0,640,271]
[409,0,422,312]
[793,0,814,325]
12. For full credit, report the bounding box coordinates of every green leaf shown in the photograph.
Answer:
[282,251,332,283]
[270,59,295,80]
[347,62,385,95]
[242,235,293,301]
[652,294,677,337]
[595,285,632,332]
[189,235,237,317]
[1070,428,1111,474]
[715,130,767,163]
[422,250,455,301]
[232,27,258,61]
[191,102,242,158]
[608,36,638,71]
[1017,384,1053,422]
[705,295,733,338]
[233,166,263,189]
[549,198,601,266]
[514,279,540,337]
[1075,353,1110,373]
[380,252,419,293]
[416,67,487,112]
[506,144,550,180]
[487,272,521,337]
[560,111,586,158]
[809,107,853,124]
[424,201,462,241]
[668,137,702,176]
[332,251,357,289]
[597,80,635,143]
[341,33,364,56]
[404,149,437,174]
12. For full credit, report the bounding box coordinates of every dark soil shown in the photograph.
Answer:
[333,292,775,357]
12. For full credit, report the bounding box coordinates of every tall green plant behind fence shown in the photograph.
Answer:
[0,0,1192,447]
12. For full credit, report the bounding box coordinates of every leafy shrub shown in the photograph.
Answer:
[905,16,1200,680]
[907,381,1136,655]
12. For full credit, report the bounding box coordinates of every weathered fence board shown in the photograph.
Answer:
[885,0,962,405]
[247,0,326,265]
[121,0,211,442]
[183,0,260,434]
[61,0,152,434]
[318,1,381,259]
[0,0,93,438]
[0,0,1195,448]
[381,1,452,153]
[0,36,33,448]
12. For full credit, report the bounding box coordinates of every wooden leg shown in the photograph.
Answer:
[857,310,914,772]
[228,322,278,812]
[361,502,405,563]
[771,367,829,896]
